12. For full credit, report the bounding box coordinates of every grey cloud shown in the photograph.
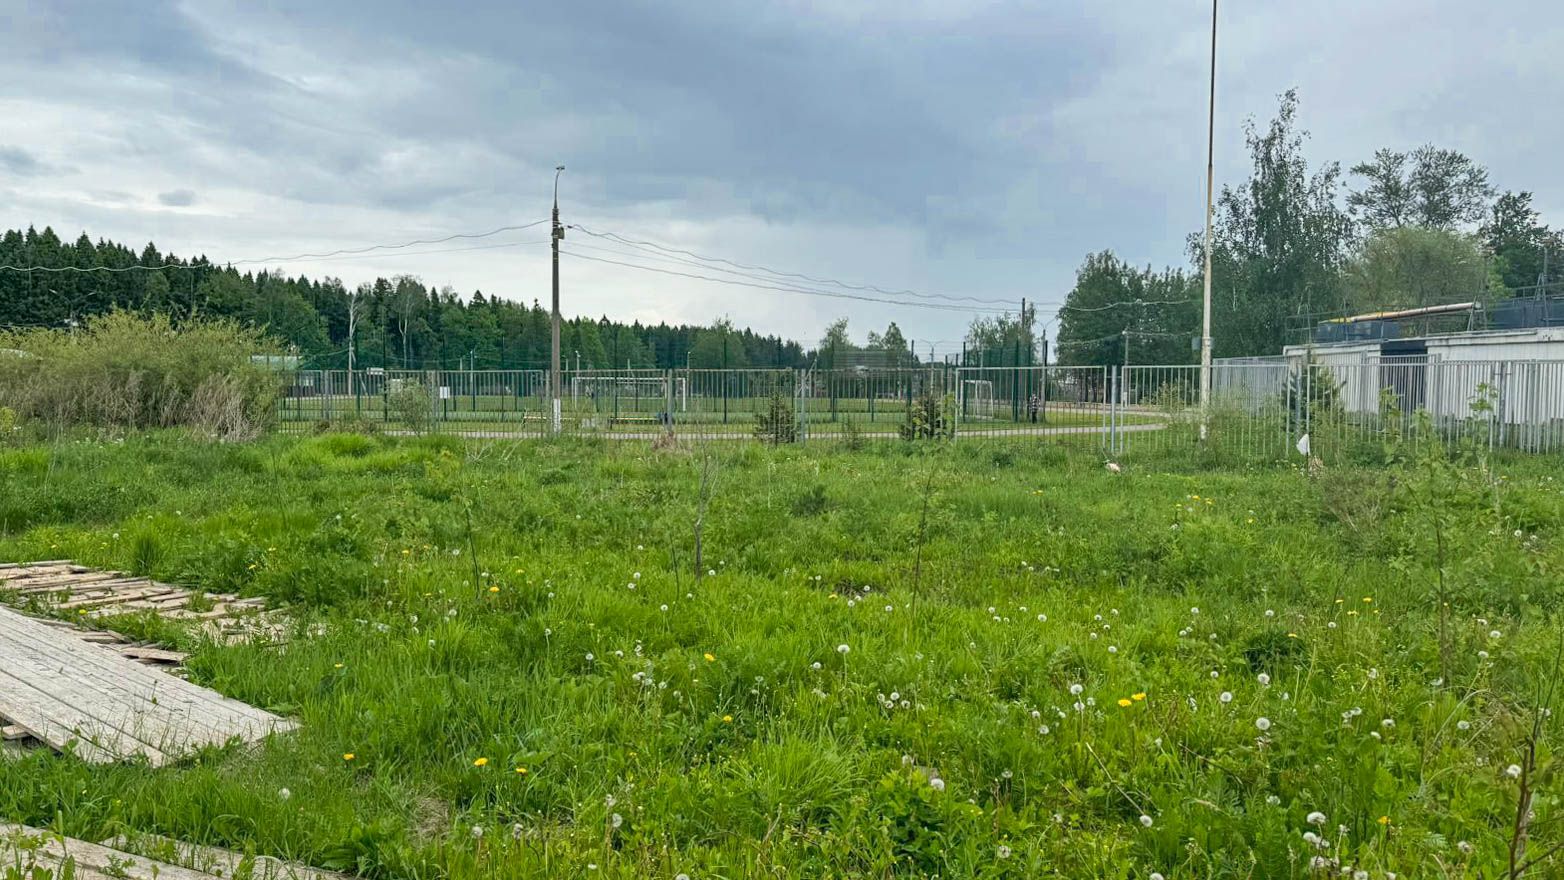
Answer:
[0,146,45,176]
[158,189,197,207]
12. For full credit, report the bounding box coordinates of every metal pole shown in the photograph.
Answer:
[1199,0,1218,442]
[550,165,565,434]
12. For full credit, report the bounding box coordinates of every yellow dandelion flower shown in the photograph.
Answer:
[1132,692,1146,701]
[515,766,528,774]
[473,757,489,767]
[343,753,356,761]
[334,663,344,669]
[1362,597,1373,603]
[722,714,733,723]
[1117,698,1133,708]
[488,585,500,593]
[1377,815,1389,825]
[1287,632,1299,639]
[703,652,716,662]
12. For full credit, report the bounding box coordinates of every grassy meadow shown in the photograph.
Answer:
[1,432,1562,879]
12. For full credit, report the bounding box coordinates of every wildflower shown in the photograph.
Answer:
[1150,874,1165,880]
[470,825,483,839]
[1118,698,1132,708]
[1507,764,1523,779]
[343,753,356,761]
[1490,630,1502,639]
[1108,645,1118,654]
[473,757,489,767]
[1306,811,1327,826]
[515,766,528,775]
[278,787,291,800]
[1457,720,1471,731]
[721,715,733,723]
[1381,718,1395,729]
[996,844,1011,859]
[1139,814,1154,828]
[660,604,668,612]
[1069,683,1084,695]
[1037,613,1047,622]
[837,644,850,654]
[1266,795,1281,806]
[1219,691,1233,703]
[929,777,945,791]
[511,823,524,840]
[610,813,623,829]
[810,661,822,670]
[488,586,499,593]
[585,653,594,662]
[1132,692,1146,701]
[1457,841,1473,854]
[703,652,715,662]
[1190,607,1199,615]
[1378,815,1389,825]
[675,875,690,880]
[1478,650,1490,659]
[1255,717,1271,731]
[1257,673,1271,686]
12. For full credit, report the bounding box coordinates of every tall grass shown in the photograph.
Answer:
[0,311,280,439]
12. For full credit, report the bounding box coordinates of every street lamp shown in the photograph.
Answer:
[550,164,566,434]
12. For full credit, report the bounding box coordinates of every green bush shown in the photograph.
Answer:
[0,311,280,438]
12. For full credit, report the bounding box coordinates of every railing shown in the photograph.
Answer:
[276,360,1564,458]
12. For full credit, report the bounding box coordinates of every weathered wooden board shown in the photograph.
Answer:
[0,825,222,880]
[0,606,295,765]
[106,832,354,880]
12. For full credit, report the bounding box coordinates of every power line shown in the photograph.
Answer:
[560,248,1013,314]
[241,239,550,267]
[569,223,1017,306]
[1057,297,1199,313]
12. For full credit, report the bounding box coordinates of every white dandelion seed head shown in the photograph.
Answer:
[1190,607,1199,615]
[1139,814,1154,828]
[511,823,524,840]
[1490,630,1502,639]
[1070,683,1084,695]
[1507,764,1523,779]
[1108,645,1118,654]
[611,813,623,829]
[1220,691,1233,703]
[1458,840,1473,854]
[1478,650,1490,659]
[837,644,850,654]
[1255,717,1271,731]
[470,825,484,839]
[1265,795,1281,806]
[1257,673,1271,686]
[929,777,945,792]
[277,787,291,800]
[585,653,594,662]
[1457,720,1471,730]
[996,844,1011,859]
[1307,811,1327,826]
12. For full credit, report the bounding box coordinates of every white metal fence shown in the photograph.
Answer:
[277,360,1564,458]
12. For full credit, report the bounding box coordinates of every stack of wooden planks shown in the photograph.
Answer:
[0,561,267,622]
[0,605,296,765]
[1,825,349,880]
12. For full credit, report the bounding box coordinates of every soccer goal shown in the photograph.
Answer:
[960,379,996,419]
[571,375,688,413]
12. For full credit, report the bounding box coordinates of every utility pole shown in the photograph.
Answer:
[1199,0,1218,441]
[1122,329,1130,406]
[550,165,565,434]
[346,289,359,397]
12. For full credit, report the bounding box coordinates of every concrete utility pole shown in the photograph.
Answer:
[346,290,359,397]
[550,165,566,434]
[1199,0,1218,441]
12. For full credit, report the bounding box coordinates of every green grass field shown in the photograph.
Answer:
[1,433,1561,878]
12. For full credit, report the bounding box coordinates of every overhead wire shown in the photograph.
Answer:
[569,223,1017,307]
[559,248,1013,314]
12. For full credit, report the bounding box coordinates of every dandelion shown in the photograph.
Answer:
[585,653,595,662]
[1507,764,1523,779]
[1457,720,1471,731]
[1264,609,1274,617]
[1479,650,1490,659]
[1257,673,1271,686]
[488,585,500,593]
[470,825,483,839]
[473,757,489,767]
[660,604,668,612]
[675,875,690,880]
[1255,717,1271,731]
[278,787,291,800]
[996,844,1011,859]
[610,813,623,829]
[1132,692,1146,701]
[1150,874,1165,880]
[810,661,822,670]
[1219,691,1233,703]
[1307,811,1327,826]
[1457,841,1473,854]
[1139,814,1154,828]
[1490,630,1502,639]
[1266,795,1281,806]
[343,753,356,761]
[515,766,528,775]
[1108,645,1118,654]
[721,715,733,723]
[1070,683,1084,695]
[511,823,524,840]
[703,652,716,662]
[1118,698,1132,708]
[837,644,850,654]
[1381,718,1395,729]
[1378,815,1389,825]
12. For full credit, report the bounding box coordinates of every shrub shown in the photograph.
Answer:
[0,311,279,437]
[900,389,954,441]
[387,380,435,434]
[754,388,797,444]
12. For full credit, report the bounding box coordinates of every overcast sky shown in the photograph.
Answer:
[3,1,1561,356]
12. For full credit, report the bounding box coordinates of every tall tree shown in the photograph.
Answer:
[1343,227,1495,313]
[1199,89,1352,357]
[1056,251,1199,367]
[1348,144,1494,231]
[1482,191,1562,294]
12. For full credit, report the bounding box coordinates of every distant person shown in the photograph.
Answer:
[1027,393,1040,423]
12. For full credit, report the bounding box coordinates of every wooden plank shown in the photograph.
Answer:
[0,826,222,880]
[0,560,75,570]
[2,723,28,740]
[56,587,190,610]
[0,610,284,740]
[3,572,136,591]
[104,833,353,880]
[117,646,188,664]
[0,609,288,736]
[0,607,293,764]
